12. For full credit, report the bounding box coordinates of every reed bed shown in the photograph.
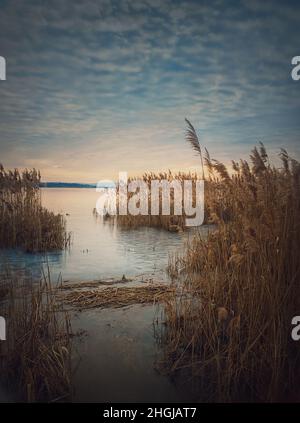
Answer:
[157,145,300,402]
[98,170,209,232]
[58,284,176,310]
[0,165,70,252]
[0,271,73,402]
[103,119,212,232]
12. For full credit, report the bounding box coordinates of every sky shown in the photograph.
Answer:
[0,0,299,182]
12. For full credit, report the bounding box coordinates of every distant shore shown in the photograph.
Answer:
[40,182,96,188]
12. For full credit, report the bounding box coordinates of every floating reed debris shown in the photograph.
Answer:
[58,284,176,310]
[0,270,73,402]
[158,143,300,402]
[0,165,70,252]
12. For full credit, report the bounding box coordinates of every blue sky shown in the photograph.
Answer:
[0,0,299,182]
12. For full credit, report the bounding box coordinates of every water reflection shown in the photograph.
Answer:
[0,188,209,402]
[0,188,210,282]
[72,305,194,402]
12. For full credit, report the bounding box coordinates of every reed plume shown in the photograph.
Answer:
[158,145,300,402]
[0,165,70,252]
[185,118,205,180]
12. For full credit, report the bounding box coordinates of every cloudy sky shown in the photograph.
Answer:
[0,0,299,182]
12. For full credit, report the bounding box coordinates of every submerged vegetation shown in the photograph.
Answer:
[0,165,70,252]
[158,143,300,402]
[0,270,72,402]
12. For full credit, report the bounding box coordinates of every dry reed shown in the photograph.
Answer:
[0,165,71,252]
[99,170,207,232]
[0,270,73,402]
[158,144,300,402]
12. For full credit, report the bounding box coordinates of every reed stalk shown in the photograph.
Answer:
[158,145,300,402]
[0,165,70,252]
[0,269,73,402]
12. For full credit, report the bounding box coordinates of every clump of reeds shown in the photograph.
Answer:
[158,145,300,402]
[99,171,206,232]
[0,270,73,402]
[0,165,70,252]
[98,119,212,232]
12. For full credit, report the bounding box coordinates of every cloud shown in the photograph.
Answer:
[0,0,300,181]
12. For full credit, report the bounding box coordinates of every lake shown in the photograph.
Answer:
[1,188,210,402]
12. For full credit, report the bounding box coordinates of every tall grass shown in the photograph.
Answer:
[0,269,72,402]
[158,145,300,401]
[0,165,70,252]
